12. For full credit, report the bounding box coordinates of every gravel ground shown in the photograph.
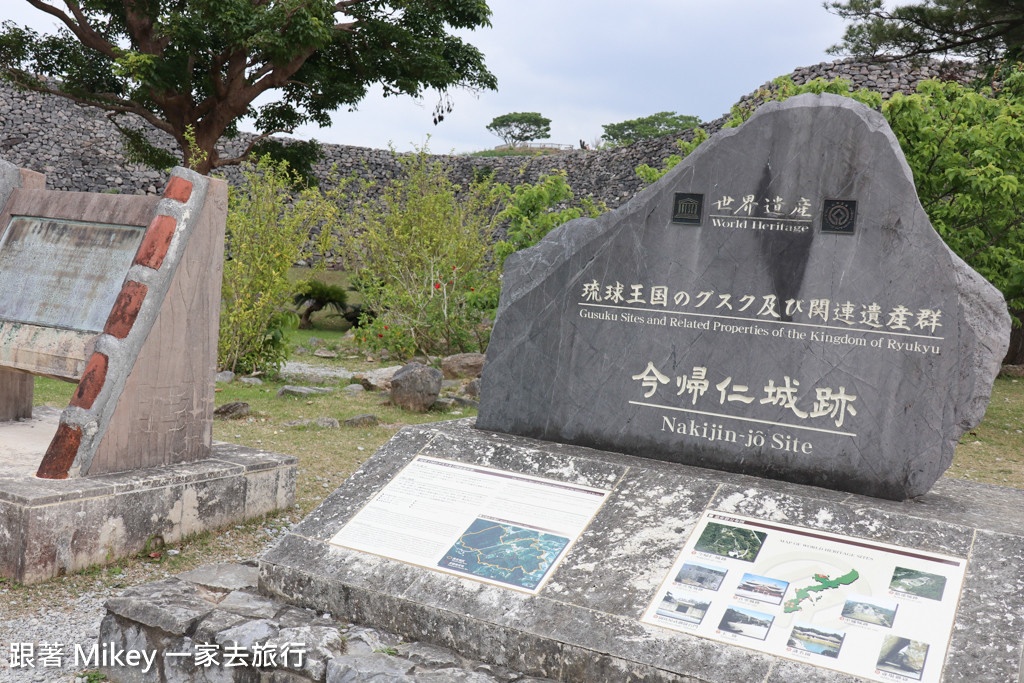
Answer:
[1,591,116,682]
[0,524,295,682]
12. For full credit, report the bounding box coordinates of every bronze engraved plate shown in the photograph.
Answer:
[821,199,857,234]
[0,216,145,332]
[672,193,704,225]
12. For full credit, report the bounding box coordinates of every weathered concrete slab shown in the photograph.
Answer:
[477,94,1009,501]
[93,562,556,683]
[0,438,296,584]
[260,419,1024,682]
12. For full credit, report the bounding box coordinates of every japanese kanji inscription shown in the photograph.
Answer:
[477,94,1009,500]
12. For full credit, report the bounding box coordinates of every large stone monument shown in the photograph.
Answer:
[478,94,1009,501]
[100,96,1021,683]
[0,159,295,583]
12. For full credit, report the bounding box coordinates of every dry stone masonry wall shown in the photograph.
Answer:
[0,59,976,206]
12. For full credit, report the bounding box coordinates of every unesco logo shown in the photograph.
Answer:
[671,193,704,226]
[821,199,857,234]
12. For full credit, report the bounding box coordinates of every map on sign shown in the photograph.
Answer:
[784,569,860,613]
[438,518,570,590]
[642,511,967,683]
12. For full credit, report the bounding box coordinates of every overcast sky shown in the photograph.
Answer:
[6,1,855,154]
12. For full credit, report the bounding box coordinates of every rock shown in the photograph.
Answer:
[268,625,346,680]
[277,385,335,398]
[356,365,403,391]
[327,653,415,683]
[104,578,215,635]
[216,617,279,648]
[464,378,481,399]
[217,591,281,620]
[281,361,355,383]
[213,401,250,420]
[452,397,479,409]
[477,94,1010,501]
[1001,364,1024,378]
[293,346,310,356]
[307,336,326,348]
[215,370,235,384]
[176,564,259,592]
[314,348,339,358]
[239,377,263,386]
[343,383,366,394]
[433,397,456,411]
[344,414,380,427]
[282,417,340,429]
[442,353,486,379]
[390,362,443,412]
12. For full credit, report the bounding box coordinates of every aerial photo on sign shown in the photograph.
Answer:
[643,511,967,683]
[478,94,1009,500]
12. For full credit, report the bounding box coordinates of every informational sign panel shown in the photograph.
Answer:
[0,216,144,332]
[643,511,967,682]
[330,456,610,594]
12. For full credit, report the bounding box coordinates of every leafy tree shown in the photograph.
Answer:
[601,111,701,147]
[884,68,1024,313]
[486,112,551,148]
[826,0,1024,67]
[0,1,497,174]
[340,147,605,357]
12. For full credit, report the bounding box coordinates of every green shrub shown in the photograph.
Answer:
[341,150,607,358]
[219,156,341,373]
[342,147,505,357]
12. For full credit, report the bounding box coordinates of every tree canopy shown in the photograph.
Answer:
[486,111,551,148]
[601,111,700,147]
[826,0,1024,67]
[0,0,497,174]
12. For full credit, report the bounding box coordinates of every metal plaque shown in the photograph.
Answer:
[0,216,145,332]
[821,199,857,234]
[672,193,704,225]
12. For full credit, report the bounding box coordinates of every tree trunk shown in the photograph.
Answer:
[1005,308,1024,365]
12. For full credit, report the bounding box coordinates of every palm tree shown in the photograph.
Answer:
[293,279,348,329]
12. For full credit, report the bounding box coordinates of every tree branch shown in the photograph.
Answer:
[211,129,290,168]
[24,0,120,60]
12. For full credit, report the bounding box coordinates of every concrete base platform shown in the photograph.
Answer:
[261,419,1024,683]
[0,409,296,584]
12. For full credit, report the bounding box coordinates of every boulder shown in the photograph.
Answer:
[442,352,486,379]
[390,362,443,412]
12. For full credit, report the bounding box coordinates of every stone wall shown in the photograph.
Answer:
[0,58,977,207]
